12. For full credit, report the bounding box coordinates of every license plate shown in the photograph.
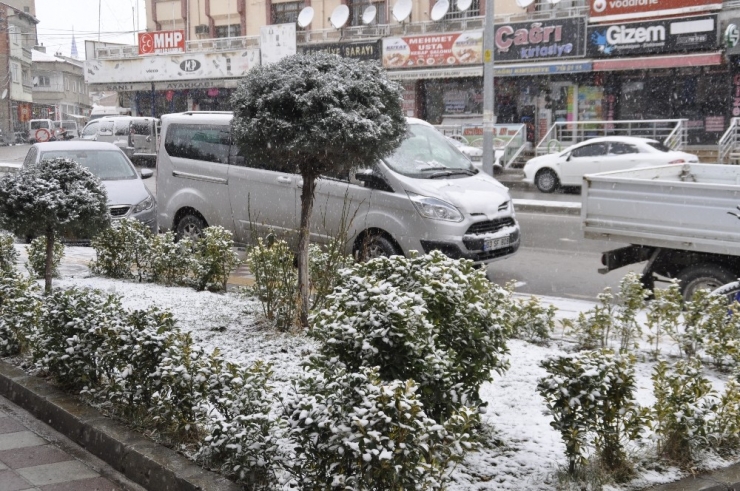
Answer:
[483,236,510,251]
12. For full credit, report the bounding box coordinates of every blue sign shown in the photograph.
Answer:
[494,62,592,77]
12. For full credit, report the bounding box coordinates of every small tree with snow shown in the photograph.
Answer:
[231,52,406,327]
[0,158,109,293]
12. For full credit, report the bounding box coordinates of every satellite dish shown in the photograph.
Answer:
[0,89,6,100]
[431,0,450,21]
[392,0,412,22]
[330,5,350,29]
[457,0,472,11]
[515,0,535,7]
[297,7,314,27]
[362,5,377,24]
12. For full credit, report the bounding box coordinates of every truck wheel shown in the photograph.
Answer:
[175,214,206,242]
[677,264,736,301]
[356,233,400,262]
[535,169,559,193]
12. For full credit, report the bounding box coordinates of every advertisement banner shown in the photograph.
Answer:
[138,30,185,55]
[301,41,381,61]
[493,18,587,62]
[382,31,483,69]
[84,49,261,84]
[589,0,721,23]
[260,23,297,65]
[587,15,717,57]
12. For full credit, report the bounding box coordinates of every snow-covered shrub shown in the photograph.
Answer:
[563,289,614,351]
[92,307,177,422]
[645,280,682,358]
[26,236,64,279]
[537,349,647,478]
[651,358,716,463]
[614,272,649,351]
[0,232,17,273]
[711,379,740,452]
[674,290,729,359]
[311,251,511,421]
[308,239,354,312]
[191,226,241,292]
[149,231,195,286]
[90,218,152,281]
[0,271,42,356]
[246,236,297,330]
[282,366,476,490]
[32,287,124,391]
[197,360,280,488]
[510,295,557,344]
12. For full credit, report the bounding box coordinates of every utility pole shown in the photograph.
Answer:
[98,0,101,41]
[481,0,495,176]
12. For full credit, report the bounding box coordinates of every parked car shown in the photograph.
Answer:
[92,116,159,165]
[22,141,157,233]
[522,136,700,193]
[80,120,100,141]
[157,112,520,265]
[28,119,57,143]
[95,117,135,159]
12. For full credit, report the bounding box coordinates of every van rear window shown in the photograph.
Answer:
[164,124,231,164]
[131,123,151,136]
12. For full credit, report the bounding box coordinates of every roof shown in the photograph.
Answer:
[32,50,83,67]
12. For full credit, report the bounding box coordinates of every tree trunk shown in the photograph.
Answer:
[44,230,55,294]
[297,175,317,328]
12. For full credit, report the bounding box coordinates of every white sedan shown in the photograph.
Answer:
[523,136,699,193]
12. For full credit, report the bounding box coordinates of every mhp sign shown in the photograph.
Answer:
[139,30,185,55]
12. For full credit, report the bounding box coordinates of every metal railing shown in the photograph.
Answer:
[535,119,688,156]
[718,117,740,165]
[435,123,527,169]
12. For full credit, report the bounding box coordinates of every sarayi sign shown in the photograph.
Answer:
[590,0,721,23]
[84,49,261,84]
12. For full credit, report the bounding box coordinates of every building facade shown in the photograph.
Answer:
[85,0,733,147]
[31,49,91,121]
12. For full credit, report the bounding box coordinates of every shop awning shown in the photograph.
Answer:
[386,59,594,80]
[592,52,723,72]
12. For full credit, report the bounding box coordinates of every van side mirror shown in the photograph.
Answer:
[140,169,154,179]
[355,170,393,192]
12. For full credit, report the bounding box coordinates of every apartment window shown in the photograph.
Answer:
[215,24,241,38]
[22,70,30,86]
[10,63,19,83]
[8,26,20,45]
[65,77,70,91]
[349,0,387,25]
[271,1,304,25]
[443,0,480,19]
[35,76,50,87]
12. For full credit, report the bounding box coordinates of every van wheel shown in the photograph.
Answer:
[176,214,206,242]
[357,234,400,262]
[535,169,559,193]
[677,264,736,302]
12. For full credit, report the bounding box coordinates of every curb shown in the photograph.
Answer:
[0,360,241,491]
[513,200,581,217]
[646,463,740,491]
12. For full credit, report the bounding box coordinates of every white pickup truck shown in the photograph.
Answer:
[582,163,740,299]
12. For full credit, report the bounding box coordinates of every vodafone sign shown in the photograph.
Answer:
[590,0,721,23]
[138,30,185,55]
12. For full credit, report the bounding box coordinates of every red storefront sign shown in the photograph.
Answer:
[589,0,721,23]
[382,31,482,69]
[138,30,185,55]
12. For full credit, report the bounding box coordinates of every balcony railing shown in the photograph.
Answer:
[94,4,587,60]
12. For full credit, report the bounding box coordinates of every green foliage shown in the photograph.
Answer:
[615,273,649,351]
[510,294,556,344]
[0,232,17,273]
[310,251,511,422]
[282,366,476,490]
[651,358,716,463]
[191,226,242,292]
[197,360,280,488]
[711,379,740,452]
[537,349,646,478]
[31,287,124,391]
[149,232,196,286]
[563,290,614,351]
[308,239,354,313]
[25,236,64,279]
[673,290,729,358]
[0,270,42,356]
[645,281,682,359]
[246,236,297,331]
[90,218,153,281]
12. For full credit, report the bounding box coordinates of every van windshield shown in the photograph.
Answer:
[39,150,137,181]
[383,124,475,178]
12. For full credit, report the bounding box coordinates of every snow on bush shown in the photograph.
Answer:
[281,366,476,490]
[510,294,557,344]
[246,236,297,331]
[191,226,241,292]
[26,236,64,279]
[308,239,354,313]
[0,231,17,273]
[90,218,153,281]
[149,231,196,286]
[0,270,42,356]
[311,251,511,421]
[537,349,647,479]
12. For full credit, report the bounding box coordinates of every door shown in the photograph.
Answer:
[560,142,608,185]
[602,141,640,173]
[131,119,156,157]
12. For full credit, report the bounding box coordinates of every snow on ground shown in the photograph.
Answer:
[15,246,740,490]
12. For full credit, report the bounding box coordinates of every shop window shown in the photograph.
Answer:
[271,1,304,25]
[348,0,387,25]
[164,124,231,165]
[443,0,479,19]
[215,24,241,38]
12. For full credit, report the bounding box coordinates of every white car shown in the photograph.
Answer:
[523,136,699,193]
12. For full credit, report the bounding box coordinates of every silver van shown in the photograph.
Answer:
[94,116,159,165]
[156,112,520,264]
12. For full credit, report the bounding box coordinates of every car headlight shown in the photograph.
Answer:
[407,192,463,222]
[132,195,155,214]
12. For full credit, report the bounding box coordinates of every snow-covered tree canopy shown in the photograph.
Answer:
[230,52,407,178]
[0,158,110,238]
